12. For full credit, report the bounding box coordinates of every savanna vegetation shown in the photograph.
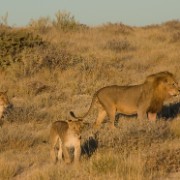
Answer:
[0,11,180,180]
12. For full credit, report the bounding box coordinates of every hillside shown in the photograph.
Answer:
[0,19,180,179]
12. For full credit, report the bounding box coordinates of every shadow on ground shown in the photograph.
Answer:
[159,102,180,120]
[81,136,98,157]
[115,102,180,123]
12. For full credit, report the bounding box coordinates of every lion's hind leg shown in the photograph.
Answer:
[106,106,116,129]
[50,130,59,164]
[93,106,107,129]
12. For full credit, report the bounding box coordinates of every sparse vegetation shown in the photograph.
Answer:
[53,10,79,31]
[0,15,180,179]
[105,39,134,52]
[29,10,80,32]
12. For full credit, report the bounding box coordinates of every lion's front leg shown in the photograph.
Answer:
[50,133,59,164]
[73,140,81,165]
[62,145,71,164]
[147,112,157,121]
[57,139,63,162]
[137,109,148,121]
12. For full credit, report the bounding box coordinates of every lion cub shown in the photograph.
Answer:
[0,91,12,126]
[50,119,84,165]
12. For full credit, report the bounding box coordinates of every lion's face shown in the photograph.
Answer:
[0,91,11,109]
[68,119,84,134]
[161,76,180,97]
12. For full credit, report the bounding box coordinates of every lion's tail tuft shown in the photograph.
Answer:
[69,92,97,120]
[70,111,79,119]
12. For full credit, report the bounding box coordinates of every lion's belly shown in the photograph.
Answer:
[116,104,138,115]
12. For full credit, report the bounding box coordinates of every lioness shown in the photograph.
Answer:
[70,71,180,128]
[0,91,12,126]
[50,119,84,165]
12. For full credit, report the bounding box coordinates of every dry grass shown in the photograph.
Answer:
[0,19,180,179]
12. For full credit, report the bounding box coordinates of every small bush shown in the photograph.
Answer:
[29,17,52,33]
[164,20,180,31]
[97,120,171,152]
[105,39,134,52]
[0,124,36,152]
[0,28,44,68]
[101,23,133,35]
[169,119,180,137]
[170,31,180,43]
[145,146,180,175]
[92,153,118,174]
[0,12,8,26]
[42,45,83,70]
[0,159,21,180]
[52,10,79,31]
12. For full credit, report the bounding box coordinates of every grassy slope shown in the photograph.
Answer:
[0,21,180,179]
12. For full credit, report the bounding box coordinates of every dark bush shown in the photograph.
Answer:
[0,28,44,68]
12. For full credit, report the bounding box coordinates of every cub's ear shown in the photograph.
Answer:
[0,90,8,94]
[3,90,8,94]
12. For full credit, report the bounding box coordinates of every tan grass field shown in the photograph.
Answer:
[0,18,180,179]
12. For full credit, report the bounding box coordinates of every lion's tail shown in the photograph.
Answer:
[70,92,97,119]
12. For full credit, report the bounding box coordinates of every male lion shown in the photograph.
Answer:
[0,91,12,126]
[50,119,85,165]
[70,71,180,129]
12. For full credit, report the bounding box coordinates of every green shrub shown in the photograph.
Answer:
[52,10,79,31]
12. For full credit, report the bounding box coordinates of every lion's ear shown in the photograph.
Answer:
[163,78,168,83]
[0,90,7,93]
[0,90,8,94]
[0,91,6,96]
[145,75,155,83]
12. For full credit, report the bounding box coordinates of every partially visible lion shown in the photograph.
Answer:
[0,91,12,127]
[50,119,85,165]
[70,71,180,129]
